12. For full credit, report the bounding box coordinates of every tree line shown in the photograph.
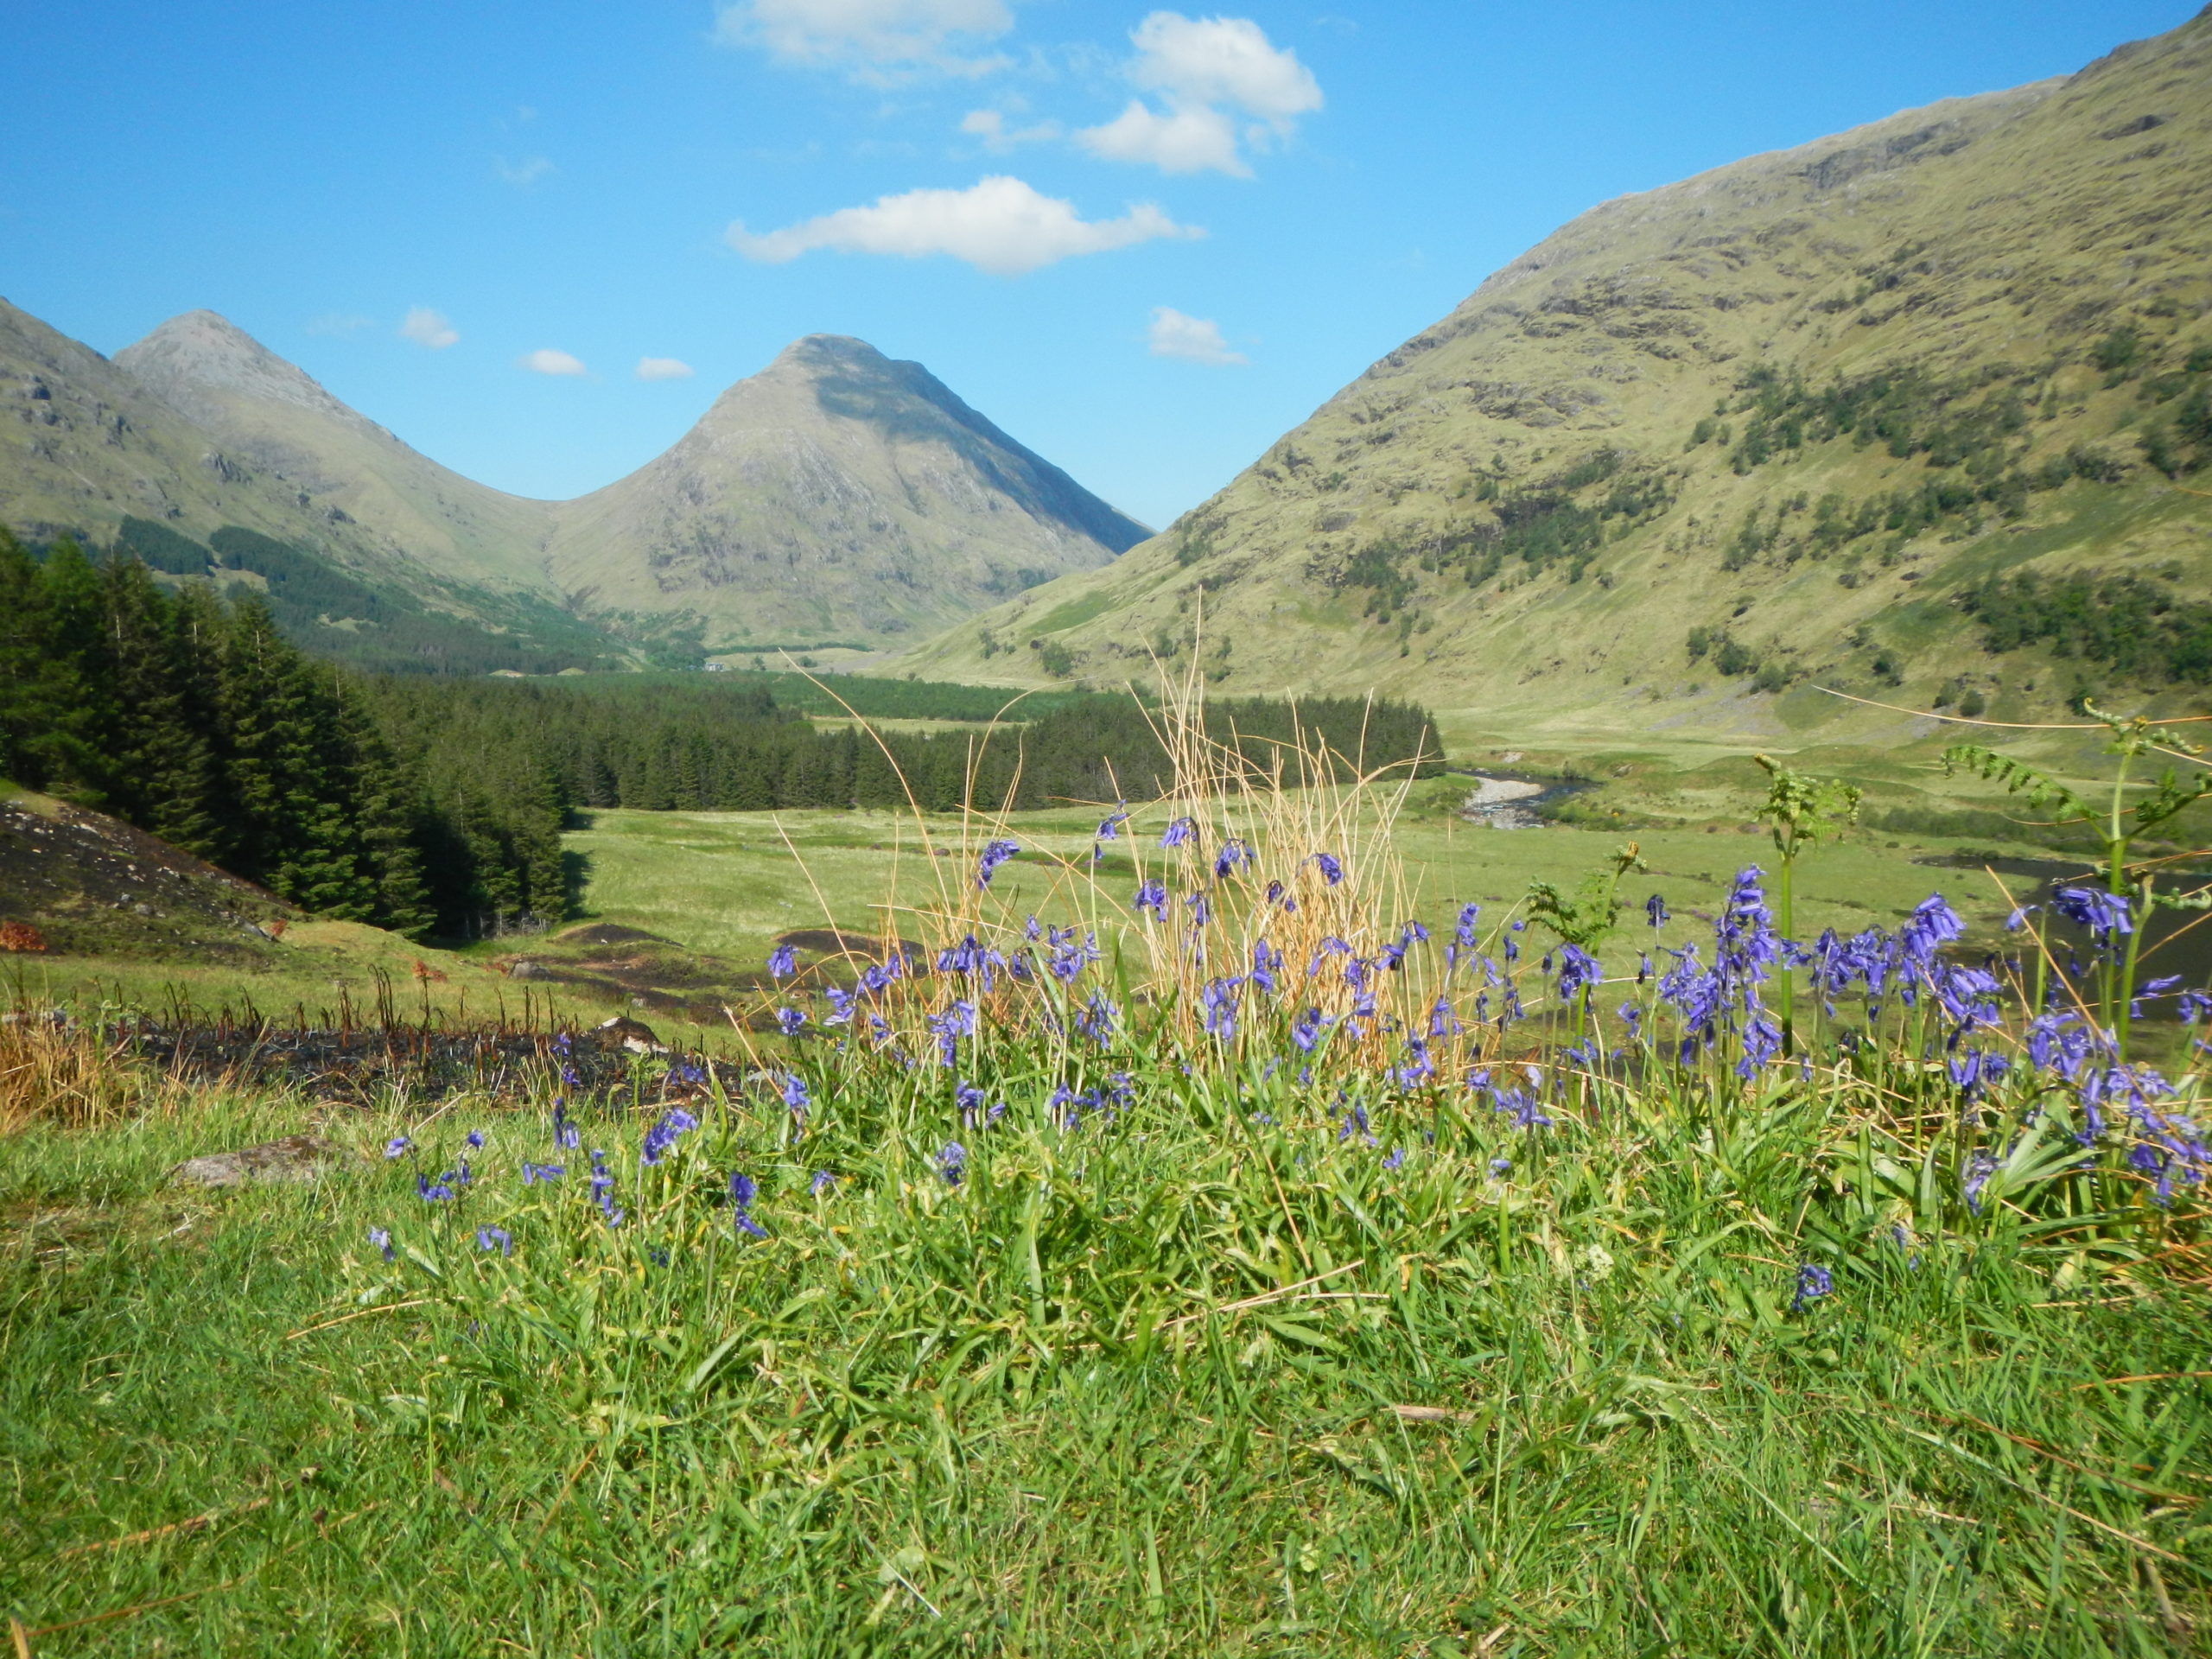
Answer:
[1,536,1443,941]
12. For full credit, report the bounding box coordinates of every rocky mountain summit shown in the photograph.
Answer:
[545,334,1147,649]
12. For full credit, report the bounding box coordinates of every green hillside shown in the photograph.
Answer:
[887,11,2212,739]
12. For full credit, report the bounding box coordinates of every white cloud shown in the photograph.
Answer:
[1078,100,1243,175]
[959,108,1060,150]
[1147,306,1245,365]
[494,155,556,186]
[635,357,696,381]
[1077,11,1320,176]
[398,307,459,349]
[306,312,377,337]
[728,175,1198,276]
[717,0,1013,79]
[518,348,588,376]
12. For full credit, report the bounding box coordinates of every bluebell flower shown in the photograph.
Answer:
[1554,944,1602,1004]
[925,1000,977,1066]
[384,1136,412,1160]
[823,987,856,1026]
[522,1161,565,1185]
[777,1006,809,1037]
[1073,991,1118,1046]
[1214,838,1253,880]
[1250,939,1282,995]
[811,1169,836,1198]
[1160,817,1197,849]
[466,1129,485,1149]
[938,1141,968,1185]
[1200,976,1242,1040]
[639,1108,698,1166]
[1185,892,1211,927]
[976,839,1020,888]
[588,1149,623,1226]
[1382,1147,1406,1171]
[1395,1039,1433,1088]
[1135,880,1168,922]
[957,1080,988,1126]
[368,1226,395,1262]
[1265,880,1297,912]
[1454,902,1483,950]
[1307,852,1344,886]
[1900,893,1967,964]
[1096,805,1130,841]
[728,1170,767,1238]
[1291,1007,1328,1053]
[476,1226,512,1256]
[2050,887,2132,953]
[1488,1158,1512,1176]
[551,1102,580,1151]
[1791,1263,1833,1312]
[768,942,797,981]
[779,1072,811,1116]
[416,1172,456,1202]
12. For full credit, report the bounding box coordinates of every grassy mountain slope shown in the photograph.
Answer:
[544,335,1147,652]
[888,11,2212,736]
[115,310,559,595]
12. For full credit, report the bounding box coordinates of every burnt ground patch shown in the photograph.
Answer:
[0,793,292,964]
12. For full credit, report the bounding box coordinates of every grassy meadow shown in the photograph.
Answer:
[6,693,2211,1654]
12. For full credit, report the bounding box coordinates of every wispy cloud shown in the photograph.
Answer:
[305,312,377,338]
[518,348,588,376]
[1147,306,1246,365]
[717,0,1014,81]
[635,357,696,381]
[1077,12,1321,176]
[959,108,1060,151]
[494,155,556,186]
[398,307,459,349]
[728,175,1198,276]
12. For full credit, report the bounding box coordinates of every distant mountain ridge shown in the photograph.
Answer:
[2,303,1144,665]
[887,9,2212,731]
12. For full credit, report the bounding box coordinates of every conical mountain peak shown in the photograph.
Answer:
[118,310,358,428]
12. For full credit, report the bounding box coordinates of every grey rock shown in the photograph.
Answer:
[170,1133,347,1189]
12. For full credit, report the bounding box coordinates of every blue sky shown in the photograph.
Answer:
[0,1,2194,530]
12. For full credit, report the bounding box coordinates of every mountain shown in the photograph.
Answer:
[544,335,1147,651]
[887,10,2212,732]
[115,311,557,595]
[3,308,1143,665]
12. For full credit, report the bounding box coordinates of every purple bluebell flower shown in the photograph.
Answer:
[1160,817,1197,849]
[1291,1007,1328,1053]
[1488,1157,1512,1176]
[1395,1039,1433,1087]
[1790,1263,1833,1312]
[522,1161,565,1185]
[1214,838,1254,880]
[1427,998,1459,1039]
[1265,880,1296,912]
[465,1129,485,1149]
[1962,1152,1998,1216]
[938,1141,968,1185]
[476,1226,512,1256]
[810,1169,836,1198]
[1646,893,1669,929]
[957,1081,988,1127]
[925,1000,977,1066]
[1307,852,1344,887]
[729,1171,767,1238]
[1185,892,1211,927]
[2050,887,2132,954]
[823,987,856,1026]
[777,1006,809,1038]
[779,1072,811,1116]
[368,1226,395,1262]
[767,942,797,980]
[1096,805,1130,841]
[588,1149,623,1226]
[976,839,1020,889]
[1900,893,1967,964]
[551,1102,581,1151]
[1135,880,1168,921]
[1200,976,1243,1040]
[416,1172,455,1203]
[639,1107,698,1167]
[1250,939,1282,995]
[1073,991,1118,1046]
[1554,944,1602,1004]
[1454,902,1483,949]
[1382,1147,1406,1171]
[384,1136,412,1160]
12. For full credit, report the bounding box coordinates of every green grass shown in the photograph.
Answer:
[4,1056,2209,1653]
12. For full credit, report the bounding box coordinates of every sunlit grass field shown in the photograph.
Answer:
[6,696,2209,1653]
